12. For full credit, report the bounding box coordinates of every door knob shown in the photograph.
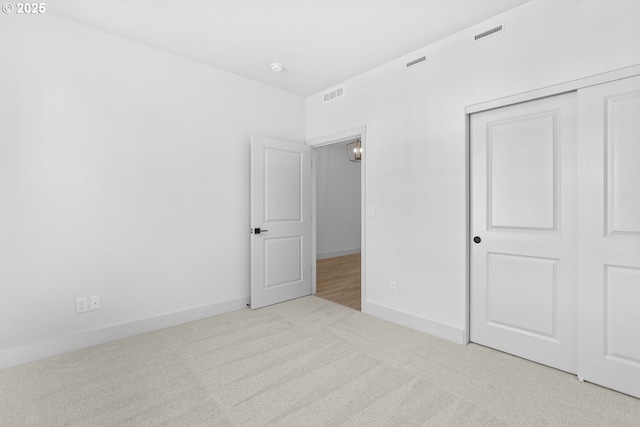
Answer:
[473,236,481,244]
[252,227,269,234]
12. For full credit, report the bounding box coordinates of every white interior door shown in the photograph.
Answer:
[577,75,640,398]
[250,136,312,309]
[470,92,578,373]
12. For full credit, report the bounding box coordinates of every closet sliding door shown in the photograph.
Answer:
[577,75,640,398]
[470,92,578,374]
[470,74,640,398]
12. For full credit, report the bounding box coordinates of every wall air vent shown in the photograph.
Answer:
[474,24,504,42]
[406,55,426,69]
[322,86,345,103]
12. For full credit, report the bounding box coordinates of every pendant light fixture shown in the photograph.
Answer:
[346,139,362,162]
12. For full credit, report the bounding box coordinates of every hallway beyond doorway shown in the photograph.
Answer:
[316,253,361,311]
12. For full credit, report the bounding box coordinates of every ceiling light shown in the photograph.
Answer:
[346,139,362,163]
[270,63,284,72]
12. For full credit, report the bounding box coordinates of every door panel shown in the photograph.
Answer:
[577,75,640,398]
[251,136,311,309]
[606,92,640,234]
[486,253,558,339]
[604,266,640,364]
[471,92,577,373]
[488,113,557,230]
[264,148,303,222]
[264,237,303,288]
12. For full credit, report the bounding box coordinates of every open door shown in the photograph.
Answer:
[250,136,312,309]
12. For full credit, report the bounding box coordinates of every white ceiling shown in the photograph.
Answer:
[49,0,533,96]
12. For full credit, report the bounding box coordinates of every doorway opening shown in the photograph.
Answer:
[314,140,361,310]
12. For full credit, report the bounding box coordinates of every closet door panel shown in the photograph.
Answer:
[470,92,578,374]
[578,75,640,398]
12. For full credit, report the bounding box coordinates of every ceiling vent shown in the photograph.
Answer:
[323,86,345,103]
[474,24,504,42]
[406,55,426,69]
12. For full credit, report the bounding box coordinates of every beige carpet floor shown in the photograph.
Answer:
[1,296,639,427]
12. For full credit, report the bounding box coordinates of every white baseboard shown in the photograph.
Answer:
[0,296,250,369]
[316,248,361,260]
[362,301,465,345]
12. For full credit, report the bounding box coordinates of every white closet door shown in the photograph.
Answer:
[577,75,640,398]
[470,92,578,373]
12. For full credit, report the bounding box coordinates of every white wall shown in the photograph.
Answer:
[0,15,304,365]
[316,143,361,259]
[305,0,640,342]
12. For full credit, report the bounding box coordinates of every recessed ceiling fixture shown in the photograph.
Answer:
[270,63,284,72]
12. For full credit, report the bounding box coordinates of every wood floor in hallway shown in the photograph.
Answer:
[316,253,361,311]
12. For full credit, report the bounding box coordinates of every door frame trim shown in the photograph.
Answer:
[306,125,367,306]
[465,63,640,345]
[466,64,640,115]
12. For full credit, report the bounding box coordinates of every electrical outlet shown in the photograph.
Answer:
[389,281,397,294]
[89,295,101,311]
[76,297,88,314]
